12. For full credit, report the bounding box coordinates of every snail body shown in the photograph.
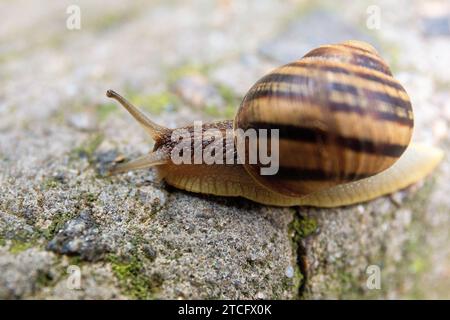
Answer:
[106,40,443,207]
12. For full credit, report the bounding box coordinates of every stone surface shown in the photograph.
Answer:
[259,10,378,64]
[0,0,449,299]
[172,74,225,110]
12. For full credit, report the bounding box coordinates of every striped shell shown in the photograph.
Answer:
[234,40,414,197]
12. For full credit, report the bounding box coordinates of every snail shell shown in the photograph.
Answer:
[235,40,413,197]
[106,40,442,207]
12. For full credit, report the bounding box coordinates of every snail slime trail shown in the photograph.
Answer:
[170,120,280,175]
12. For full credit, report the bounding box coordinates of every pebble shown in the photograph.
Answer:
[390,191,406,206]
[68,113,97,132]
[357,205,365,215]
[285,265,294,278]
[255,291,266,299]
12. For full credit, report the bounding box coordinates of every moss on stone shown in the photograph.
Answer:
[66,255,84,267]
[167,63,210,84]
[282,265,304,298]
[204,104,221,117]
[35,270,55,287]
[84,192,98,204]
[288,212,318,298]
[108,254,161,299]
[330,178,436,299]
[217,84,240,118]
[69,133,104,163]
[201,84,240,119]
[90,7,140,33]
[399,179,437,299]
[290,215,318,242]
[42,212,77,241]
[96,102,117,121]
[9,240,34,254]
[2,228,42,254]
[43,179,59,189]
[125,90,179,115]
[42,174,66,190]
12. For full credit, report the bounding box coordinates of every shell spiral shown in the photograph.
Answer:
[234,40,414,197]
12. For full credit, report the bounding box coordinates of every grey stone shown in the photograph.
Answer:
[0,0,448,300]
[46,210,110,262]
[0,248,56,299]
[259,10,377,64]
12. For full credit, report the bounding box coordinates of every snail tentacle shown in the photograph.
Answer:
[106,89,170,141]
[109,149,169,175]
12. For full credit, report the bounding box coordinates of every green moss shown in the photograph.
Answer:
[2,229,41,254]
[95,12,124,30]
[70,133,104,163]
[335,271,366,299]
[0,52,14,65]
[97,102,117,121]
[220,85,240,119]
[125,90,179,115]
[204,102,236,119]
[202,84,239,119]
[42,174,65,190]
[342,178,436,299]
[216,85,236,104]
[204,104,221,117]
[67,255,84,266]
[281,265,304,297]
[36,271,55,287]
[43,179,59,189]
[90,8,138,32]
[9,240,33,254]
[401,178,436,299]
[223,104,237,119]
[290,216,318,242]
[41,192,97,241]
[167,63,210,84]
[165,63,241,119]
[85,134,104,156]
[410,257,427,274]
[85,192,98,204]
[108,254,162,299]
[288,212,318,298]
[42,212,76,240]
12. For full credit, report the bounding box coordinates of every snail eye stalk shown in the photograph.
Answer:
[106,89,170,141]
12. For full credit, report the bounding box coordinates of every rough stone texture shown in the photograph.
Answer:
[0,0,449,299]
[0,248,56,299]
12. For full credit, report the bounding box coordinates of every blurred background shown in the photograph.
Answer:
[0,0,449,299]
[1,0,450,141]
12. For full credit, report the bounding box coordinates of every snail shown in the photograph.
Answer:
[105,40,443,207]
